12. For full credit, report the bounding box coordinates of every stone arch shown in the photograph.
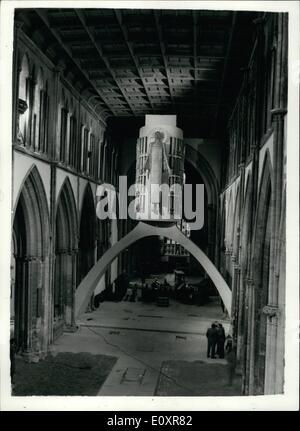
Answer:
[77,183,96,286]
[12,166,50,356]
[75,222,232,318]
[251,150,273,394]
[53,178,78,338]
[185,147,219,207]
[13,165,49,257]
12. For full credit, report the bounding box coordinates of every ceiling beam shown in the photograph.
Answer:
[114,10,155,111]
[35,9,114,118]
[153,10,175,109]
[74,10,137,117]
[214,11,237,127]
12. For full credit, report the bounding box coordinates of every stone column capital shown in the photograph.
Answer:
[234,264,241,273]
[262,304,280,319]
[245,277,254,287]
[271,108,287,119]
[23,256,43,263]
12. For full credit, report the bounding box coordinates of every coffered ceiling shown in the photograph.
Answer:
[15,8,260,136]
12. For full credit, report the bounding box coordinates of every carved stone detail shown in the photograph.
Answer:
[262,305,280,318]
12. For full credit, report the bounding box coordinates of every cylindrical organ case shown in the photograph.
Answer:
[135,115,184,221]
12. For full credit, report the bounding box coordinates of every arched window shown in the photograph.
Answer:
[60,105,68,163]
[81,126,89,173]
[38,79,49,154]
[32,68,44,152]
[69,114,77,168]
[17,54,30,145]
[89,133,95,177]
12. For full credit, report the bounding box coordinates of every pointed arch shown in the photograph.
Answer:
[253,149,273,268]
[79,182,95,220]
[13,165,49,258]
[53,177,78,337]
[55,177,78,250]
[185,148,219,207]
[12,165,50,353]
[77,182,96,286]
[251,149,273,394]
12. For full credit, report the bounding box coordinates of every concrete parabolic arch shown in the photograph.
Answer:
[75,222,232,317]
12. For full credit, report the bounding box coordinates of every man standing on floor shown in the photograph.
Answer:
[206,323,218,358]
[216,323,226,358]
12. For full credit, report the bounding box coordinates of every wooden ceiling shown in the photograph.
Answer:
[15,8,260,136]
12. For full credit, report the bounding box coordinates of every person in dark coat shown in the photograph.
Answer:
[216,323,226,358]
[206,323,218,358]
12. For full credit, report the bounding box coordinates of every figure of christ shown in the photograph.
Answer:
[144,131,171,216]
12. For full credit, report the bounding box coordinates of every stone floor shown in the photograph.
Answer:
[45,298,241,396]
[13,352,117,396]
